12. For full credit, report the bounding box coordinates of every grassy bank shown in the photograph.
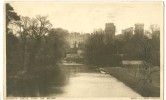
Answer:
[103,67,160,97]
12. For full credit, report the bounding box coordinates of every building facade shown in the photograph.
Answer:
[67,32,90,48]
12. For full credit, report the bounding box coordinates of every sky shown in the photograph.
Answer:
[10,2,163,34]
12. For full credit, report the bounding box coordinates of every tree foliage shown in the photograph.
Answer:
[6,4,69,96]
[83,26,160,66]
[83,32,121,66]
[6,3,20,33]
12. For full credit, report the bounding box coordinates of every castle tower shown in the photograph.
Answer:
[134,23,144,35]
[105,23,116,39]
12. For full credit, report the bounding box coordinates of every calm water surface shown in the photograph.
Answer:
[48,64,141,97]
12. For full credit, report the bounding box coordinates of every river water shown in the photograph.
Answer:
[48,63,141,97]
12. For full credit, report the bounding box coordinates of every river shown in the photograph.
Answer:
[47,63,141,97]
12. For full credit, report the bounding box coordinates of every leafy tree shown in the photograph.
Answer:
[149,25,160,66]
[14,16,31,70]
[83,31,121,66]
[6,3,20,33]
[6,3,21,75]
[42,28,70,65]
[26,16,52,71]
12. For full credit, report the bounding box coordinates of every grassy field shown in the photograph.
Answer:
[103,67,160,97]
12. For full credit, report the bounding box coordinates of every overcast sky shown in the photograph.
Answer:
[10,2,163,34]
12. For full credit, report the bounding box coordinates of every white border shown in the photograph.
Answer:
[0,0,4,100]
[0,0,165,100]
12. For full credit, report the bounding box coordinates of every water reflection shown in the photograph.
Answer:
[7,63,141,97]
[48,63,141,97]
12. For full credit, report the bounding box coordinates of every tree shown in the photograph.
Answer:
[15,16,31,70]
[150,25,160,66]
[83,30,121,66]
[6,3,22,96]
[6,3,21,74]
[27,16,52,71]
[42,28,70,65]
[6,3,20,33]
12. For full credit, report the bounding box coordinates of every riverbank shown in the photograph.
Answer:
[102,67,160,97]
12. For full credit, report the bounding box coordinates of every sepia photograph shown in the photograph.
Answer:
[4,1,164,99]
